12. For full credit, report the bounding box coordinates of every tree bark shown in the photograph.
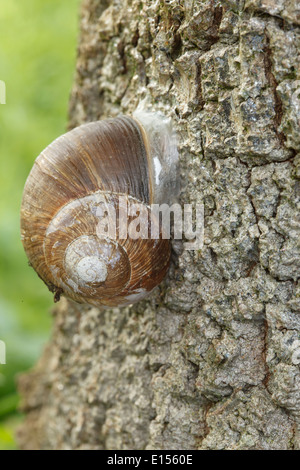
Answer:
[18,0,300,450]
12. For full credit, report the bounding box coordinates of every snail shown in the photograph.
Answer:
[20,109,179,307]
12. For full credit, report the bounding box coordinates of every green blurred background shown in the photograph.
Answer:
[0,0,80,449]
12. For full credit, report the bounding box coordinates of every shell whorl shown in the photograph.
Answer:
[20,115,173,307]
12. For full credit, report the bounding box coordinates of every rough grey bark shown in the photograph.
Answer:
[18,0,300,450]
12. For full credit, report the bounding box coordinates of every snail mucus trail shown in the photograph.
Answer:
[20,110,179,308]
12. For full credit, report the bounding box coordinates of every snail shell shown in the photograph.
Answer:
[20,111,178,307]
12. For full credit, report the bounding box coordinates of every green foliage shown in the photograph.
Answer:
[0,0,80,449]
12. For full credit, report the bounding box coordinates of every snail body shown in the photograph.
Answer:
[20,111,178,307]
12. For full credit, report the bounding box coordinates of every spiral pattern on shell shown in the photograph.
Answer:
[20,115,173,307]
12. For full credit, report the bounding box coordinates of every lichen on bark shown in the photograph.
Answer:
[18,0,300,450]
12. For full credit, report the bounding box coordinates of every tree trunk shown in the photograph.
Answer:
[18,0,300,450]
